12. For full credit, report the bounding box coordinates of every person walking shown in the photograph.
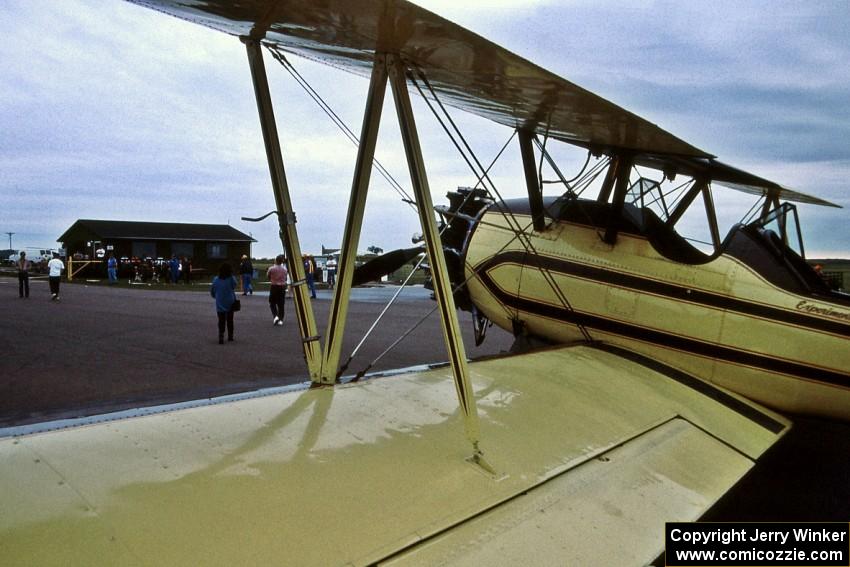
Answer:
[326,258,337,289]
[169,255,180,284]
[267,254,288,326]
[47,255,65,301]
[17,252,31,298]
[107,253,118,285]
[183,257,192,285]
[304,254,317,299]
[239,255,254,295]
[210,263,238,344]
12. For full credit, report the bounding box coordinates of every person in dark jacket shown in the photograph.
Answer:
[210,263,237,344]
[17,252,31,298]
[304,255,317,299]
[239,255,254,295]
[183,257,192,285]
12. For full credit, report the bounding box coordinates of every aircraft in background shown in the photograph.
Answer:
[1,1,846,565]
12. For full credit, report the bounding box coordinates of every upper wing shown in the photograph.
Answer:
[631,153,841,207]
[0,344,788,565]
[708,160,840,207]
[130,0,839,207]
[129,0,710,158]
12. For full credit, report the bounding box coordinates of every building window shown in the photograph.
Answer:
[172,242,194,259]
[207,243,227,259]
[132,241,156,259]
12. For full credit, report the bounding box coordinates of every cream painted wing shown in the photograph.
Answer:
[1,345,788,566]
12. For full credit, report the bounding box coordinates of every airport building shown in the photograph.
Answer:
[58,219,255,274]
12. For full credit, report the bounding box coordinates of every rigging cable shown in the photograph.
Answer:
[536,143,592,191]
[640,179,691,217]
[341,130,520,377]
[266,49,523,371]
[412,65,592,341]
[536,127,551,193]
[741,193,767,225]
[665,179,696,213]
[351,211,543,380]
[407,68,526,322]
[265,45,418,213]
[410,65,593,343]
[570,157,609,198]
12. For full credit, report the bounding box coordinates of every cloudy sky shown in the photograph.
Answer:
[1,0,849,258]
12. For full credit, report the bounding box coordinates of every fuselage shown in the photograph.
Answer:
[459,196,850,420]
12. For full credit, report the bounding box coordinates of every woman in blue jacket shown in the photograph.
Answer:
[210,263,238,344]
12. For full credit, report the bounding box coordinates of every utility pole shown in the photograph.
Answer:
[5,232,14,250]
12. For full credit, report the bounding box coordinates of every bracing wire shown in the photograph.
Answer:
[342,130,519,377]
[537,128,549,194]
[352,211,543,380]
[410,65,593,343]
[562,151,593,185]
[665,179,696,213]
[262,49,605,375]
[571,158,610,198]
[534,138,593,192]
[264,45,418,213]
[265,49,534,370]
[641,179,692,217]
[741,193,767,225]
[340,251,425,377]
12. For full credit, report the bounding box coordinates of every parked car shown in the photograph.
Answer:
[8,249,58,267]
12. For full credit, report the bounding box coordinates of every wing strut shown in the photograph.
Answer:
[244,38,324,383]
[702,184,722,250]
[666,179,706,227]
[321,55,389,383]
[387,55,485,458]
[518,129,546,231]
[761,189,782,220]
[603,153,635,244]
[596,157,619,203]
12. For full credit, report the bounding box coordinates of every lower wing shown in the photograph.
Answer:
[0,344,788,566]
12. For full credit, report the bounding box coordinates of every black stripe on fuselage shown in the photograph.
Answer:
[475,254,850,390]
[482,251,850,338]
[593,343,786,434]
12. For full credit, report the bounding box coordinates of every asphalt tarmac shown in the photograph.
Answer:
[2,276,848,526]
[0,277,513,427]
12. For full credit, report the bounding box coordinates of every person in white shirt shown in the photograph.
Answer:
[47,257,65,301]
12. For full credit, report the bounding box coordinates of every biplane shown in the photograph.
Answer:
[1,0,847,565]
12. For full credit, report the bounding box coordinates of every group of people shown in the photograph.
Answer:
[16,252,66,301]
[104,253,193,285]
[16,248,310,345]
[167,255,193,285]
[235,253,334,302]
[210,254,289,344]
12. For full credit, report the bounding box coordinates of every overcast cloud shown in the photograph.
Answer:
[1,0,848,257]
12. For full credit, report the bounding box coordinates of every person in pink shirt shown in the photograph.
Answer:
[267,254,288,326]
